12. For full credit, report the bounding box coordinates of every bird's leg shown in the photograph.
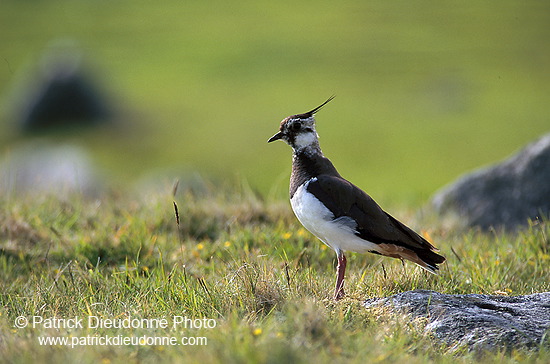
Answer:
[334,250,347,300]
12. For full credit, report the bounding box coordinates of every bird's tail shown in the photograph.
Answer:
[413,248,446,274]
[376,243,446,274]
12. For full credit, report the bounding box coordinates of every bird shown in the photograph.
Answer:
[268,97,445,300]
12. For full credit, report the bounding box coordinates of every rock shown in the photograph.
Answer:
[431,133,550,230]
[364,290,550,352]
[7,39,112,133]
[0,142,101,196]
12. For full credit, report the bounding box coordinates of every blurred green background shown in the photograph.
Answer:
[1,0,548,203]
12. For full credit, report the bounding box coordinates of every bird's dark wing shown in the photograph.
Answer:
[306,174,436,251]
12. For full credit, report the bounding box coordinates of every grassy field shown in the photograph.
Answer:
[0,183,549,363]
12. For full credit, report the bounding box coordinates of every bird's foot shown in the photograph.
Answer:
[334,287,345,301]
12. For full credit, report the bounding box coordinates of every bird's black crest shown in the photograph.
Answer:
[295,95,335,119]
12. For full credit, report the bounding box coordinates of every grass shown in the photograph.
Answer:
[1,181,549,363]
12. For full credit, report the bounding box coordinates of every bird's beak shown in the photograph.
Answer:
[268,131,284,143]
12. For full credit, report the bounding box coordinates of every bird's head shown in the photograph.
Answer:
[268,96,334,152]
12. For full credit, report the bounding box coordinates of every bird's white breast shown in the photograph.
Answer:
[290,178,378,253]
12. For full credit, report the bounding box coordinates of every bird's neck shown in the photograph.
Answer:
[290,148,341,198]
[291,131,321,154]
[292,142,321,156]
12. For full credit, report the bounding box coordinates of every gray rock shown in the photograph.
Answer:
[6,39,112,133]
[364,290,550,352]
[0,142,100,196]
[432,133,550,230]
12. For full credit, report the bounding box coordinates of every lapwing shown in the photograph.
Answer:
[268,97,445,300]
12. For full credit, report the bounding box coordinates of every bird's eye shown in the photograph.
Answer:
[291,122,301,132]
